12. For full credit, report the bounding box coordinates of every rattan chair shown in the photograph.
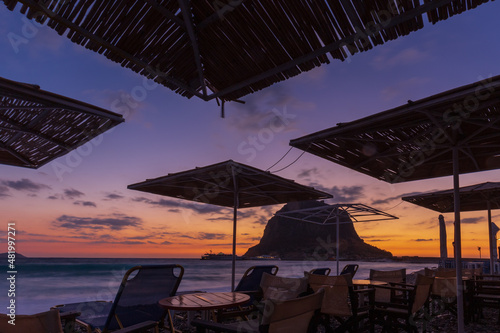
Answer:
[260,273,309,301]
[306,272,373,332]
[0,309,80,333]
[369,268,406,302]
[53,265,184,333]
[191,288,325,333]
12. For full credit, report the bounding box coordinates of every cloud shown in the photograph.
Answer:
[64,188,85,199]
[74,201,97,207]
[414,239,434,242]
[133,196,226,214]
[371,194,402,205]
[310,184,365,202]
[1,178,50,192]
[0,185,10,198]
[53,213,143,231]
[461,217,483,224]
[297,167,320,179]
[104,193,125,200]
[197,233,228,240]
[226,85,307,132]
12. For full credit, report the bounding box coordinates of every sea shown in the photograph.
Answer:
[0,257,438,315]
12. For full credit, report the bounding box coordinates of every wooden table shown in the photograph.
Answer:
[353,279,388,286]
[159,292,251,325]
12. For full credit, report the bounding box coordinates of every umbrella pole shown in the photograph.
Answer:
[336,213,340,275]
[232,168,239,292]
[453,147,465,333]
[488,201,494,274]
[232,205,237,291]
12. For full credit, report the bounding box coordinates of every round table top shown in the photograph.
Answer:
[352,279,388,286]
[159,292,251,311]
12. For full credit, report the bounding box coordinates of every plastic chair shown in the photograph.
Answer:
[309,267,331,275]
[53,264,184,333]
[340,264,359,277]
[191,288,325,333]
[217,265,278,321]
[235,265,279,295]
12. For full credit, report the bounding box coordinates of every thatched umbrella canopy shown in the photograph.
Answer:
[0,76,124,169]
[403,182,500,274]
[3,0,491,103]
[290,76,500,333]
[127,160,332,290]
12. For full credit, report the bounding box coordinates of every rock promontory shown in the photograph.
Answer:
[245,200,392,260]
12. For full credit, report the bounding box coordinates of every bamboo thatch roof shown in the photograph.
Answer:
[402,182,500,212]
[3,0,491,102]
[127,160,332,208]
[290,75,500,183]
[0,76,124,169]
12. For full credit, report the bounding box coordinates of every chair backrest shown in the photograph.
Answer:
[435,267,456,277]
[431,277,457,298]
[0,310,63,333]
[369,268,406,302]
[369,268,406,283]
[306,272,353,316]
[341,264,359,277]
[309,267,331,276]
[260,273,308,301]
[105,264,184,330]
[235,265,279,292]
[462,268,482,279]
[261,288,324,333]
[411,275,434,314]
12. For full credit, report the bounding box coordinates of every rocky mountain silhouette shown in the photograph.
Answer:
[245,200,392,260]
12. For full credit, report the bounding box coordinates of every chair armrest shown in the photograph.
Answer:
[59,311,80,321]
[59,311,81,333]
[113,321,158,333]
[372,285,413,292]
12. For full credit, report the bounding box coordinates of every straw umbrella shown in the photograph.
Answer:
[0,76,124,168]
[4,1,490,103]
[127,160,332,290]
[276,203,398,274]
[403,182,500,274]
[290,76,500,333]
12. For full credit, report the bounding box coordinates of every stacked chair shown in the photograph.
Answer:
[469,274,500,324]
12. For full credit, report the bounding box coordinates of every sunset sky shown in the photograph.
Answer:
[1,2,500,259]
